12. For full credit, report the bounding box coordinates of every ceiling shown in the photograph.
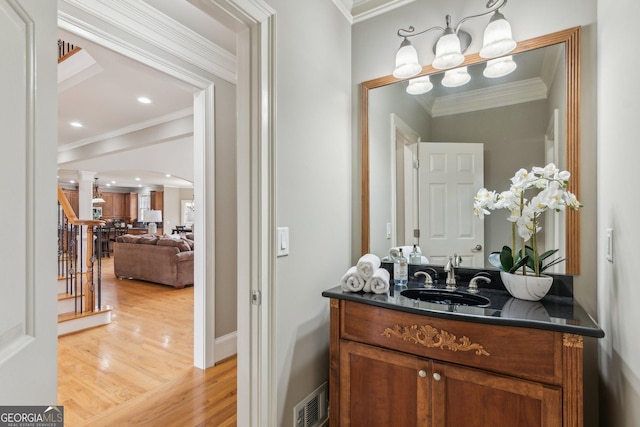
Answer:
[57,0,236,190]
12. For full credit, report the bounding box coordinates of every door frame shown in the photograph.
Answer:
[58,1,276,425]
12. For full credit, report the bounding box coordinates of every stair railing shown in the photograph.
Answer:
[57,185,105,313]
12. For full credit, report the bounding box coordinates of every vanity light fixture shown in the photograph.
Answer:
[441,66,471,88]
[406,75,434,95]
[483,55,517,78]
[392,0,516,79]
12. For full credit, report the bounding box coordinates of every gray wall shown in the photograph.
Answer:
[266,1,352,426]
[597,1,640,426]
[212,77,237,337]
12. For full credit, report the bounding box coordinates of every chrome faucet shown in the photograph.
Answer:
[414,267,439,288]
[444,256,457,291]
[468,272,492,294]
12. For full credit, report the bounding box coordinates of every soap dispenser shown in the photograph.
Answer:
[409,245,421,265]
[394,248,408,290]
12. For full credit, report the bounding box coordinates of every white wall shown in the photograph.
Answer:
[265,0,352,425]
[597,1,640,426]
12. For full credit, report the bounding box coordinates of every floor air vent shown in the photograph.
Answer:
[294,382,328,427]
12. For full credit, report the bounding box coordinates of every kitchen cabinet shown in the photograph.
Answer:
[61,188,78,215]
[127,193,138,222]
[150,190,163,211]
[328,299,583,427]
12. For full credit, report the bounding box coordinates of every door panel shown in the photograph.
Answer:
[0,0,58,404]
[340,340,430,427]
[431,362,562,427]
[419,143,484,266]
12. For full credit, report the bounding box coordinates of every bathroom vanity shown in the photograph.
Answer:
[322,274,603,427]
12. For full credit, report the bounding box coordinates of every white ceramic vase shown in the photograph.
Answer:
[500,271,553,301]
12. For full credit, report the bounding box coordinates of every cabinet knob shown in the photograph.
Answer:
[418,370,427,378]
[433,372,442,381]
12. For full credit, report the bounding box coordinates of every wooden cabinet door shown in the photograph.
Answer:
[431,362,562,427]
[111,193,125,218]
[150,190,164,211]
[128,193,138,222]
[62,189,79,215]
[101,192,113,217]
[340,340,430,427]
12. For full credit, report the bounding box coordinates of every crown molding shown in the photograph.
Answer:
[59,0,236,84]
[431,77,548,118]
[331,0,415,24]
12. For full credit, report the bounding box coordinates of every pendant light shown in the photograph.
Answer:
[92,177,105,204]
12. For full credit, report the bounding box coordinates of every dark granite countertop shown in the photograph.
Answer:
[323,267,604,338]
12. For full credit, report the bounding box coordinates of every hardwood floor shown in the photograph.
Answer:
[57,257,237,426]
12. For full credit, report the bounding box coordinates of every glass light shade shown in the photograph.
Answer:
[483,55,517,78]
[393,39,422,79]
[406,76,433,95]
[441,66,471,87]
[432,33,464,70]
[479,14,517,58]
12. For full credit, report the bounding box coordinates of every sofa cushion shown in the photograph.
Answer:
[184,238,194,249]
[117,234,139,244]
[157,237,191,252]
[138,235,159,245]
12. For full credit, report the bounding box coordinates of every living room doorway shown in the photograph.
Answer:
[58,1,222,370]
[57,1,275,425]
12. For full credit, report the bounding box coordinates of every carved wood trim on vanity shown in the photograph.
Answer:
[381,324,490,356]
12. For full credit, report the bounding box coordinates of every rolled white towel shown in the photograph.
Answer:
[340,266,365,292]
[364,268,390,294]
[356,254,381,281]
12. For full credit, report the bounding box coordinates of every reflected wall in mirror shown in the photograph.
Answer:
[362,27,580,274]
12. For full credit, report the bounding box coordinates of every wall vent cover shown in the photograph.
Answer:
[293,382,328,427]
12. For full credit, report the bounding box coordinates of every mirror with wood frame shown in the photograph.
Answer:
[361,27,580,274]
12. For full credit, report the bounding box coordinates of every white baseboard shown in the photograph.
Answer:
[214,331,237,362]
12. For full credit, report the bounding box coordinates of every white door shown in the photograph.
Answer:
[0,0,58,404]
[419,143,484,267]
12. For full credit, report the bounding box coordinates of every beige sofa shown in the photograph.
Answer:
[114,234,194,288]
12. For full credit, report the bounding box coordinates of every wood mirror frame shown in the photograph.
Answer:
[361,26,581,274]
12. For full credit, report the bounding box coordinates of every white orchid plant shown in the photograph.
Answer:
[473,163,581,277]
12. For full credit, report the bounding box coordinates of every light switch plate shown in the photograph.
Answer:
[277,227,289,257]
[606,228,613,262]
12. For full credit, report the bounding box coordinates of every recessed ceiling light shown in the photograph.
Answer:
[106,183,111,187]
[111,180,116,184]
[69,180,75,184]
[138,184,142,187]
[137,96,152,104]
[69,121,83,128]
[135,177,141,181]
[165,174,171,177]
